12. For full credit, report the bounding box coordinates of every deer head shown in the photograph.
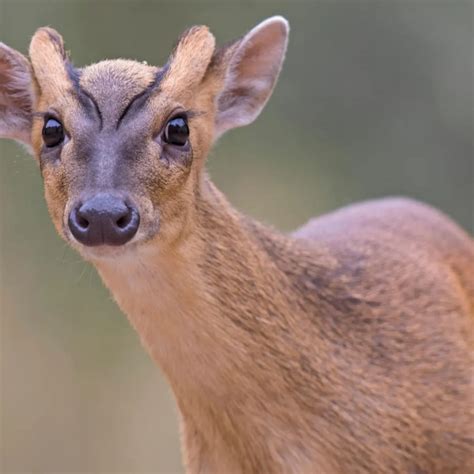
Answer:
[0,17,288,261]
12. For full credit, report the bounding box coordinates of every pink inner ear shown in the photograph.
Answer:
[0,45,34,144]
[235,21,287,80]
[215,17,289,138]
[0,48,32,111]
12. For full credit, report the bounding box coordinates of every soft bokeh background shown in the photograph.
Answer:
[1,1,472,472]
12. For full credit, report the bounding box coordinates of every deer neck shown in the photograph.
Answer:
[95,175,293,385]
[92,175,328,466]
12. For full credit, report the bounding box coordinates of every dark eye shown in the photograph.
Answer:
[42,118,64,148]
[163,116,189,146]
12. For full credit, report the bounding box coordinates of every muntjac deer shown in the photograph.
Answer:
[1,16,473,474]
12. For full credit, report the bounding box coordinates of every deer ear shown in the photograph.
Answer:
[162,25,216,98]
[213,16,289,138]
[29,27,71,102]
[0,43,34,145]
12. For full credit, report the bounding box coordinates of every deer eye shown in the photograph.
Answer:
[42,118,65,148]
[163,116,189,146]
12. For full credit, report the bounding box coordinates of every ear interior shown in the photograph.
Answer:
[214,16,289,138]
[0,43,34,145]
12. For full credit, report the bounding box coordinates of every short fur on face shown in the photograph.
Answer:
[0,17,289,260]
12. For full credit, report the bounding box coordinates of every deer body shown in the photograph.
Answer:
[1,16,473,474]
[96,179,474,473]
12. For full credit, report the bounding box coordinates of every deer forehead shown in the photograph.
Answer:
[66,60,163,125]
[81,60,157,105]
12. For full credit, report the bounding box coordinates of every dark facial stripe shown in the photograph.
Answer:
[116,63,170,129]
[66,61,103,129]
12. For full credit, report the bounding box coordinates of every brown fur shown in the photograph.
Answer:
[0,17,473,474]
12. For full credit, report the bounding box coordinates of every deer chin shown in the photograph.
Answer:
[74,244,138,262]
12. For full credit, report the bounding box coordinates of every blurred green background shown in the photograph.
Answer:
[1,1,472,473]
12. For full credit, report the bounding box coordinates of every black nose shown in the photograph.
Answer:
[68,194,140,246]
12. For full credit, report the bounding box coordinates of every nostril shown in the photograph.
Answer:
[69,204,93,245]
[76,213,90,230]
[116,211,132,229]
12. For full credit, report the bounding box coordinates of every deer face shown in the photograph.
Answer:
[0,18,288,260]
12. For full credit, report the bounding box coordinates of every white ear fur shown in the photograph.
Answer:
[215,16,289,138]
[0,43,34,146]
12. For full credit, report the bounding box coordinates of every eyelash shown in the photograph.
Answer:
[33,109,204,136]
[156,111,187,135]
[34,111,64,130]
[33,111,50,120]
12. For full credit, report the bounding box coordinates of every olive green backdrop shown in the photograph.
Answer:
[1,1,472,473]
